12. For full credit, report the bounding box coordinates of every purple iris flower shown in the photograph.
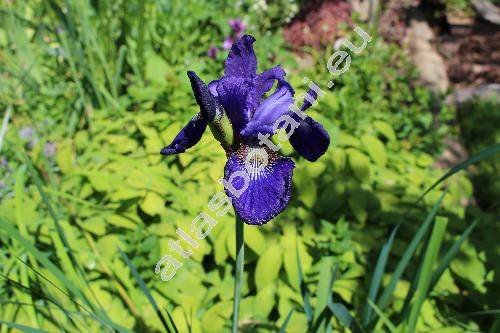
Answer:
[161,35,330,225]
[207,45,219,59]
[228,18,246,38]
[223,37,234,50]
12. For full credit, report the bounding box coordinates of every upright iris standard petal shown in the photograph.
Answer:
[216,76,254,133]
[224,35,257,78]
[241,80,295,136]
[223,146,295,225]
[160,113,208,156]
[248,65,286,110]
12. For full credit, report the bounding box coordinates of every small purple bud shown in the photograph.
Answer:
[223,37,234,50]
[228,18,246,37]
[43,142,57,157]
[207,45,218,59]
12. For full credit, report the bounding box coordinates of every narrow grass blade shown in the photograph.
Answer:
[399,244,425,323]
[0,320,49,333]
[312,307,333,332]
[117,247,176,333]
[429,215,482,291]
[20,153,111,320]
[0,218,129,332]
[278,308,294,333]
[15,257,88,314]
[296,239,313,324]
[407,217,448,333]
[313,257,335,332]
[165,310,179,333]
[113,45,127,95]
[14,166,39,328]
[232,215,245,333]
[0,105,12,153]
[328,301,353,329]
[367,299,397,333]
[137,0,146,79]
[0,300,93,320]
[183,308,193,333]
[418,143,500,201]
[0,220,89,310]
[376,191,446,314]
[362,225,399,326]
[0,272,83,331]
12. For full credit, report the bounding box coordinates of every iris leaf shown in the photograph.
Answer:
[418,142,500,201]
[313,256,335,332]
[0,320,50,333]
[374,191,446,317]
[362,225,399,326]
[296,239,313,324]
[367,299,397,333]
[118,247,177,333]
[429,214,484,292]
[0,217,129,332]
[278,308,294,333]
[407,216,448,333]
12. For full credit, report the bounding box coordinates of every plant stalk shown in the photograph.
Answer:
[232,215,245,333]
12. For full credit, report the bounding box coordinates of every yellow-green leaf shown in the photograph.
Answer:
[361,134,387,167]
[255,244,282,291]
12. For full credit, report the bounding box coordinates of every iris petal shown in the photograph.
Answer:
[300,88,318,112]
[241,79,294,136]
[250,66,286,105]
[160,113,208,155]
[223,146,295,225]
[224,35,257,78]
[187,71,217,121]
[208,80,219,97]
[289,115,330,162]
[216,76,254,133]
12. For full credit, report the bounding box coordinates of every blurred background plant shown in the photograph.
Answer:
[0,0,499,332]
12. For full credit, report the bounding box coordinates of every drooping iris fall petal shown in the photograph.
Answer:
[223,146,295,225]
[288,88,330,162]
[289,116,330,162]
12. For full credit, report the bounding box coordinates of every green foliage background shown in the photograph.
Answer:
[0,0,498,332]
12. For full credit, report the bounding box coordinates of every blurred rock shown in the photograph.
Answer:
[434,137,469,170]
[472,0,500,25]
[406,8,449,94]
[454,84,500,105]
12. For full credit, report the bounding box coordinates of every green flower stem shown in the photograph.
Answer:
[232,215,245,333]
